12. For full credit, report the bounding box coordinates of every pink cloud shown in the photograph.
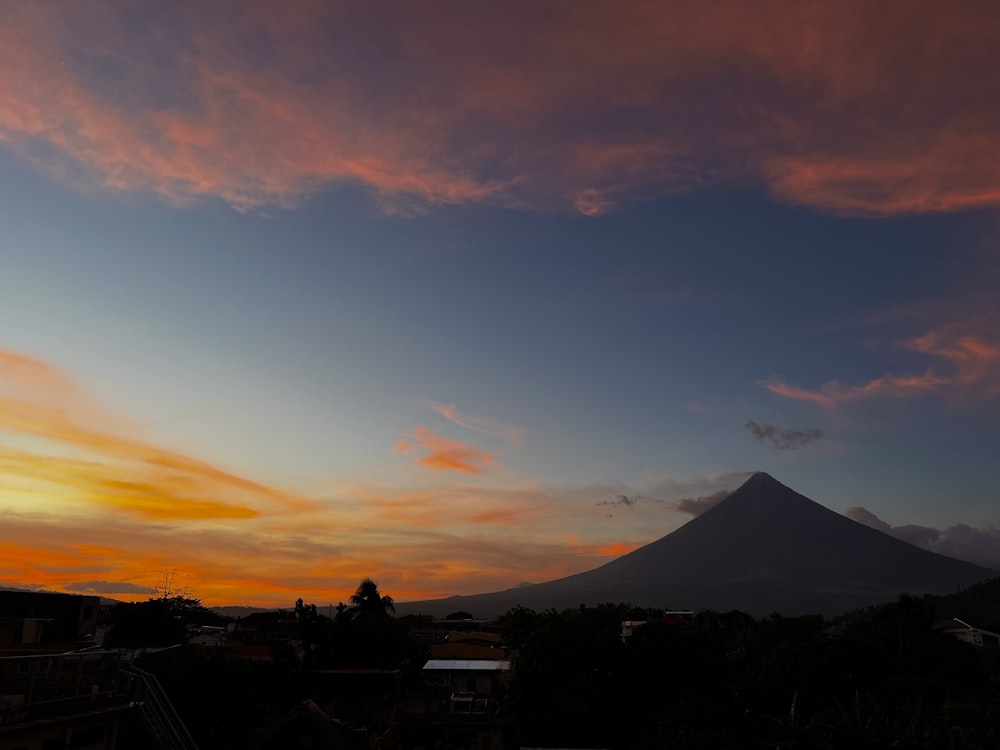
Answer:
[764,323,1000,408]
[2,2,1000,215]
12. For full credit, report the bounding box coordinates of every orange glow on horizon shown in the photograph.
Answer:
[0,348,654,606]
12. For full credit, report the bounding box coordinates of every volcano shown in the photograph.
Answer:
[396,473,997,617]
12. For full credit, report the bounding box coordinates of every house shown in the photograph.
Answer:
[185,624,228,647]
[428,630,505,661]
[0,591,100,653]
[421,659,511,715]
[621,611,694,642]
[0,650,136,750]
[296,668,401,748]
[943,618,1000,649]
[403,659,515,750]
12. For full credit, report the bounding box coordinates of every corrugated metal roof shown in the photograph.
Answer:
[423,659,511,671]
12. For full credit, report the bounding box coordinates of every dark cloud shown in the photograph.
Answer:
[846,507,1000,571]
[746,421,823,450]
[597,494,664,508]
[597,472,754,518]
[599,489,731,516]
[64,580,157,595]
[674,489,731,516]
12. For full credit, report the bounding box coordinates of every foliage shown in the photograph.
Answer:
[926,576,1000,632]
[295,581,425,671]
[503,597,1000,749]
[348,577,395,619]
[106,595,226,647]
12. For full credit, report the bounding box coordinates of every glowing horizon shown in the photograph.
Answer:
[2,1,1000,606]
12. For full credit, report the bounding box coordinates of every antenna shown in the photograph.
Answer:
[156,569,178,599]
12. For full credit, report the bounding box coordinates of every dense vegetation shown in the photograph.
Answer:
[502,596,1000,749]
[105,595,226,647]
[110,580,1000,749]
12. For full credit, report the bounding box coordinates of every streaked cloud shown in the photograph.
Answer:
[745,421,823,450]
[421,400,520,443]
[763,324,1000,408]
[2,343,651,603]
[1,2,999,215]
[394,427,495,475]
[0,349,311,520]
[566,534,641,558]
[0,347,746,606]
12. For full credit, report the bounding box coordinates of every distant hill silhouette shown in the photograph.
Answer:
[210,605,280,619]
[395,473,997,618]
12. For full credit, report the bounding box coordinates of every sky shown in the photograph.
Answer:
[2,1,999,607]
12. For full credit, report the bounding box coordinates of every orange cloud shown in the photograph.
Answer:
[397,427,494,475]
[764,325,1000,407]
[0,349,728,606]
[0,499,648,606]
[564,534,640,558]
[2,2,999,215]
[0,348,310,520]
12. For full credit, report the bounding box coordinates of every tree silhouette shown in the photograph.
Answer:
[347,578,395,620]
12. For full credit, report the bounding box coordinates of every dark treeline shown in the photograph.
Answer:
[502,597,1000,748]
[110,580,1000,749]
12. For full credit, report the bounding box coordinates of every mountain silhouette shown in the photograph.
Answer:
[396,473,997,617]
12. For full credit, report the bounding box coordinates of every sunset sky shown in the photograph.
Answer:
[2,1,999,607]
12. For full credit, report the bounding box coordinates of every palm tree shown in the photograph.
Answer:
[348,578,395,620]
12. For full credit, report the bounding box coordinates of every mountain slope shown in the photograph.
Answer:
[396,473,997,618]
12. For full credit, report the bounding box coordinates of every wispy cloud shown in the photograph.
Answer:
[597,494,665,509]
[393,427,495,475]
[2,2,1000,215]
[421,400,520,443]
[763,324,1000,408]
[4,350,679,604]
[745,421,823,450]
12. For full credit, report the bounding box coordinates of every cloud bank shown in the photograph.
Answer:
[846,506,1000,571]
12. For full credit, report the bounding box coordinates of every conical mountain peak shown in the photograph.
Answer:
[698,470,816,519]
[396,474,997,618]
